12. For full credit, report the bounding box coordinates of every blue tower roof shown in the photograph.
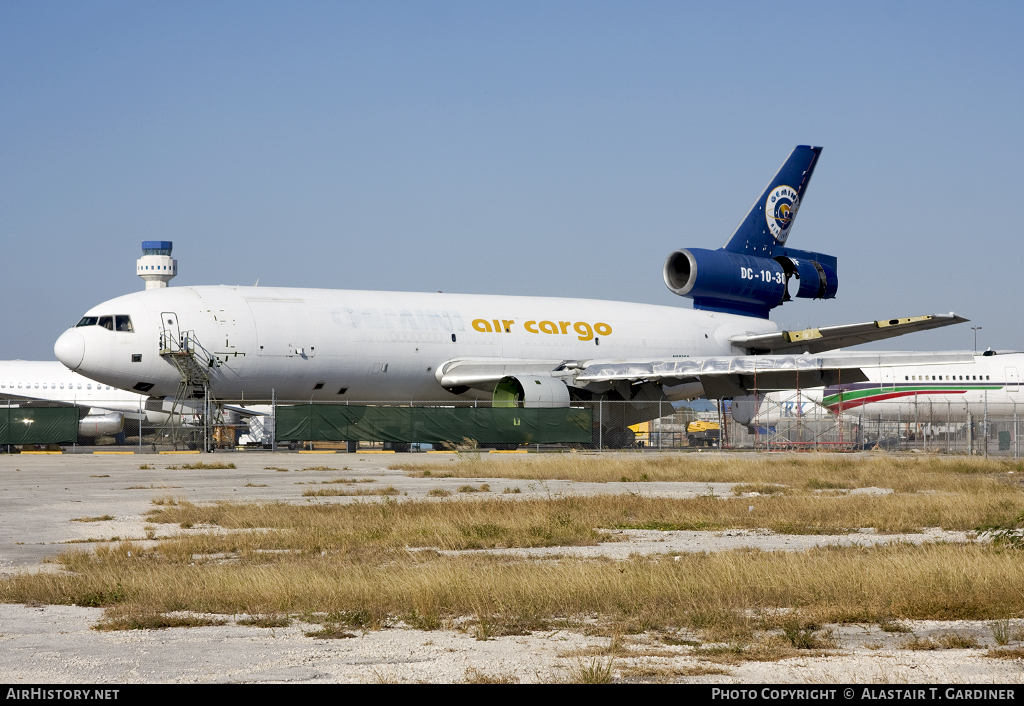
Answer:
[141,241,173,255]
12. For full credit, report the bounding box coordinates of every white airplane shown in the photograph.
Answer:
[52,147,968,444]
[747,351,1024,424]
[0,360,146,439]
[0,360,269,442]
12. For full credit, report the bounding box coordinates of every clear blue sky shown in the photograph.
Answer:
[2,1,1021,359]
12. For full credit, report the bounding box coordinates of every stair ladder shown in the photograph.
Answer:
[158,328,221,450]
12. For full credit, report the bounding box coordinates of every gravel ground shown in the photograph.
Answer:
[2,451,1022,683]
[2,604,1023,684]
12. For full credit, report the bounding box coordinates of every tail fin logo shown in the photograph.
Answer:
[765,185,800,244]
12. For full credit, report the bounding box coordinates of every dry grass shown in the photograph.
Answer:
[71,515,115,523]
[237,615,291,628]
[6,454,1024,641]
[987,647,1024,659]
[990,619,1013,645]
[143,496,617,551]
[619,663,731,680]
[305,625,357,639]
[561,657,616,684]
[394,454,1024,492]
[458,484,490,493]
[93,607,226,631]
[133,489,1021,547]
[301,486,399,497]
[6,541,1024,638]
[463,667,519,684]
[733,483,790,496]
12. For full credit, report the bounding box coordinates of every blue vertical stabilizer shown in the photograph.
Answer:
[722,146,822,257]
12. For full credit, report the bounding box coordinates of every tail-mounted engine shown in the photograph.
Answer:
[664,247,838,319]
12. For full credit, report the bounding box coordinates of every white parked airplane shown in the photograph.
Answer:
[745,351,1024,424]
[52,147,968,442]
[0,360,268,440]
[0,360,146,439]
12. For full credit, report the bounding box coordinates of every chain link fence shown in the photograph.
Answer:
[4,394,1021,457]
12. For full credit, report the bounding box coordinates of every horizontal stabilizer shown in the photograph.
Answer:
[730,313,969,354]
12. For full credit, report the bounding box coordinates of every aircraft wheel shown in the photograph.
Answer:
[604,426,636,449]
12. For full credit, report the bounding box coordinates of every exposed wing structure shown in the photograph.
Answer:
[576,351,974,399]
[730,313,968,354]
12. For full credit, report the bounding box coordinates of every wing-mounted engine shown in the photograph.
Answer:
[664,145,837,319]
[493,376,571,408]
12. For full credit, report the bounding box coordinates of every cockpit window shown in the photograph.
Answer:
[75,315,133,332]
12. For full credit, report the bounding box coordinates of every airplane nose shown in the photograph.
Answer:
[55,329,85,370]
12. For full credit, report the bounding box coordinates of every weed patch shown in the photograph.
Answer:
[562,657,615,684]
[237,615,291,628]
[464,667,519,684]
[305,625,357,639]
[302,486,399,497]
[987,647,1024,659]
[94,609,226,631]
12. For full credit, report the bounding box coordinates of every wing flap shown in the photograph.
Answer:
[730,313,968,354]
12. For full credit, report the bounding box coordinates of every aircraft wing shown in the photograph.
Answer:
[438,351,974,399]
[576,351,974,398]
[729,313,968,354]
[0,392,79,408]
[222,404,270,418]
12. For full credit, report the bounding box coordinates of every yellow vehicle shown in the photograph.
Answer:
[686,420,720,448]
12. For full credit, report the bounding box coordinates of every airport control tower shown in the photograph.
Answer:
[136,241,177,289]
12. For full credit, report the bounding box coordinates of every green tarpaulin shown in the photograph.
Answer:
[0,407,79,445]
[275,405,593,444]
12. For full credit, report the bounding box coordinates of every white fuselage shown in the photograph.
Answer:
[55,286,778,402]
[0,360,148,417]
[761,353,1024,421]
